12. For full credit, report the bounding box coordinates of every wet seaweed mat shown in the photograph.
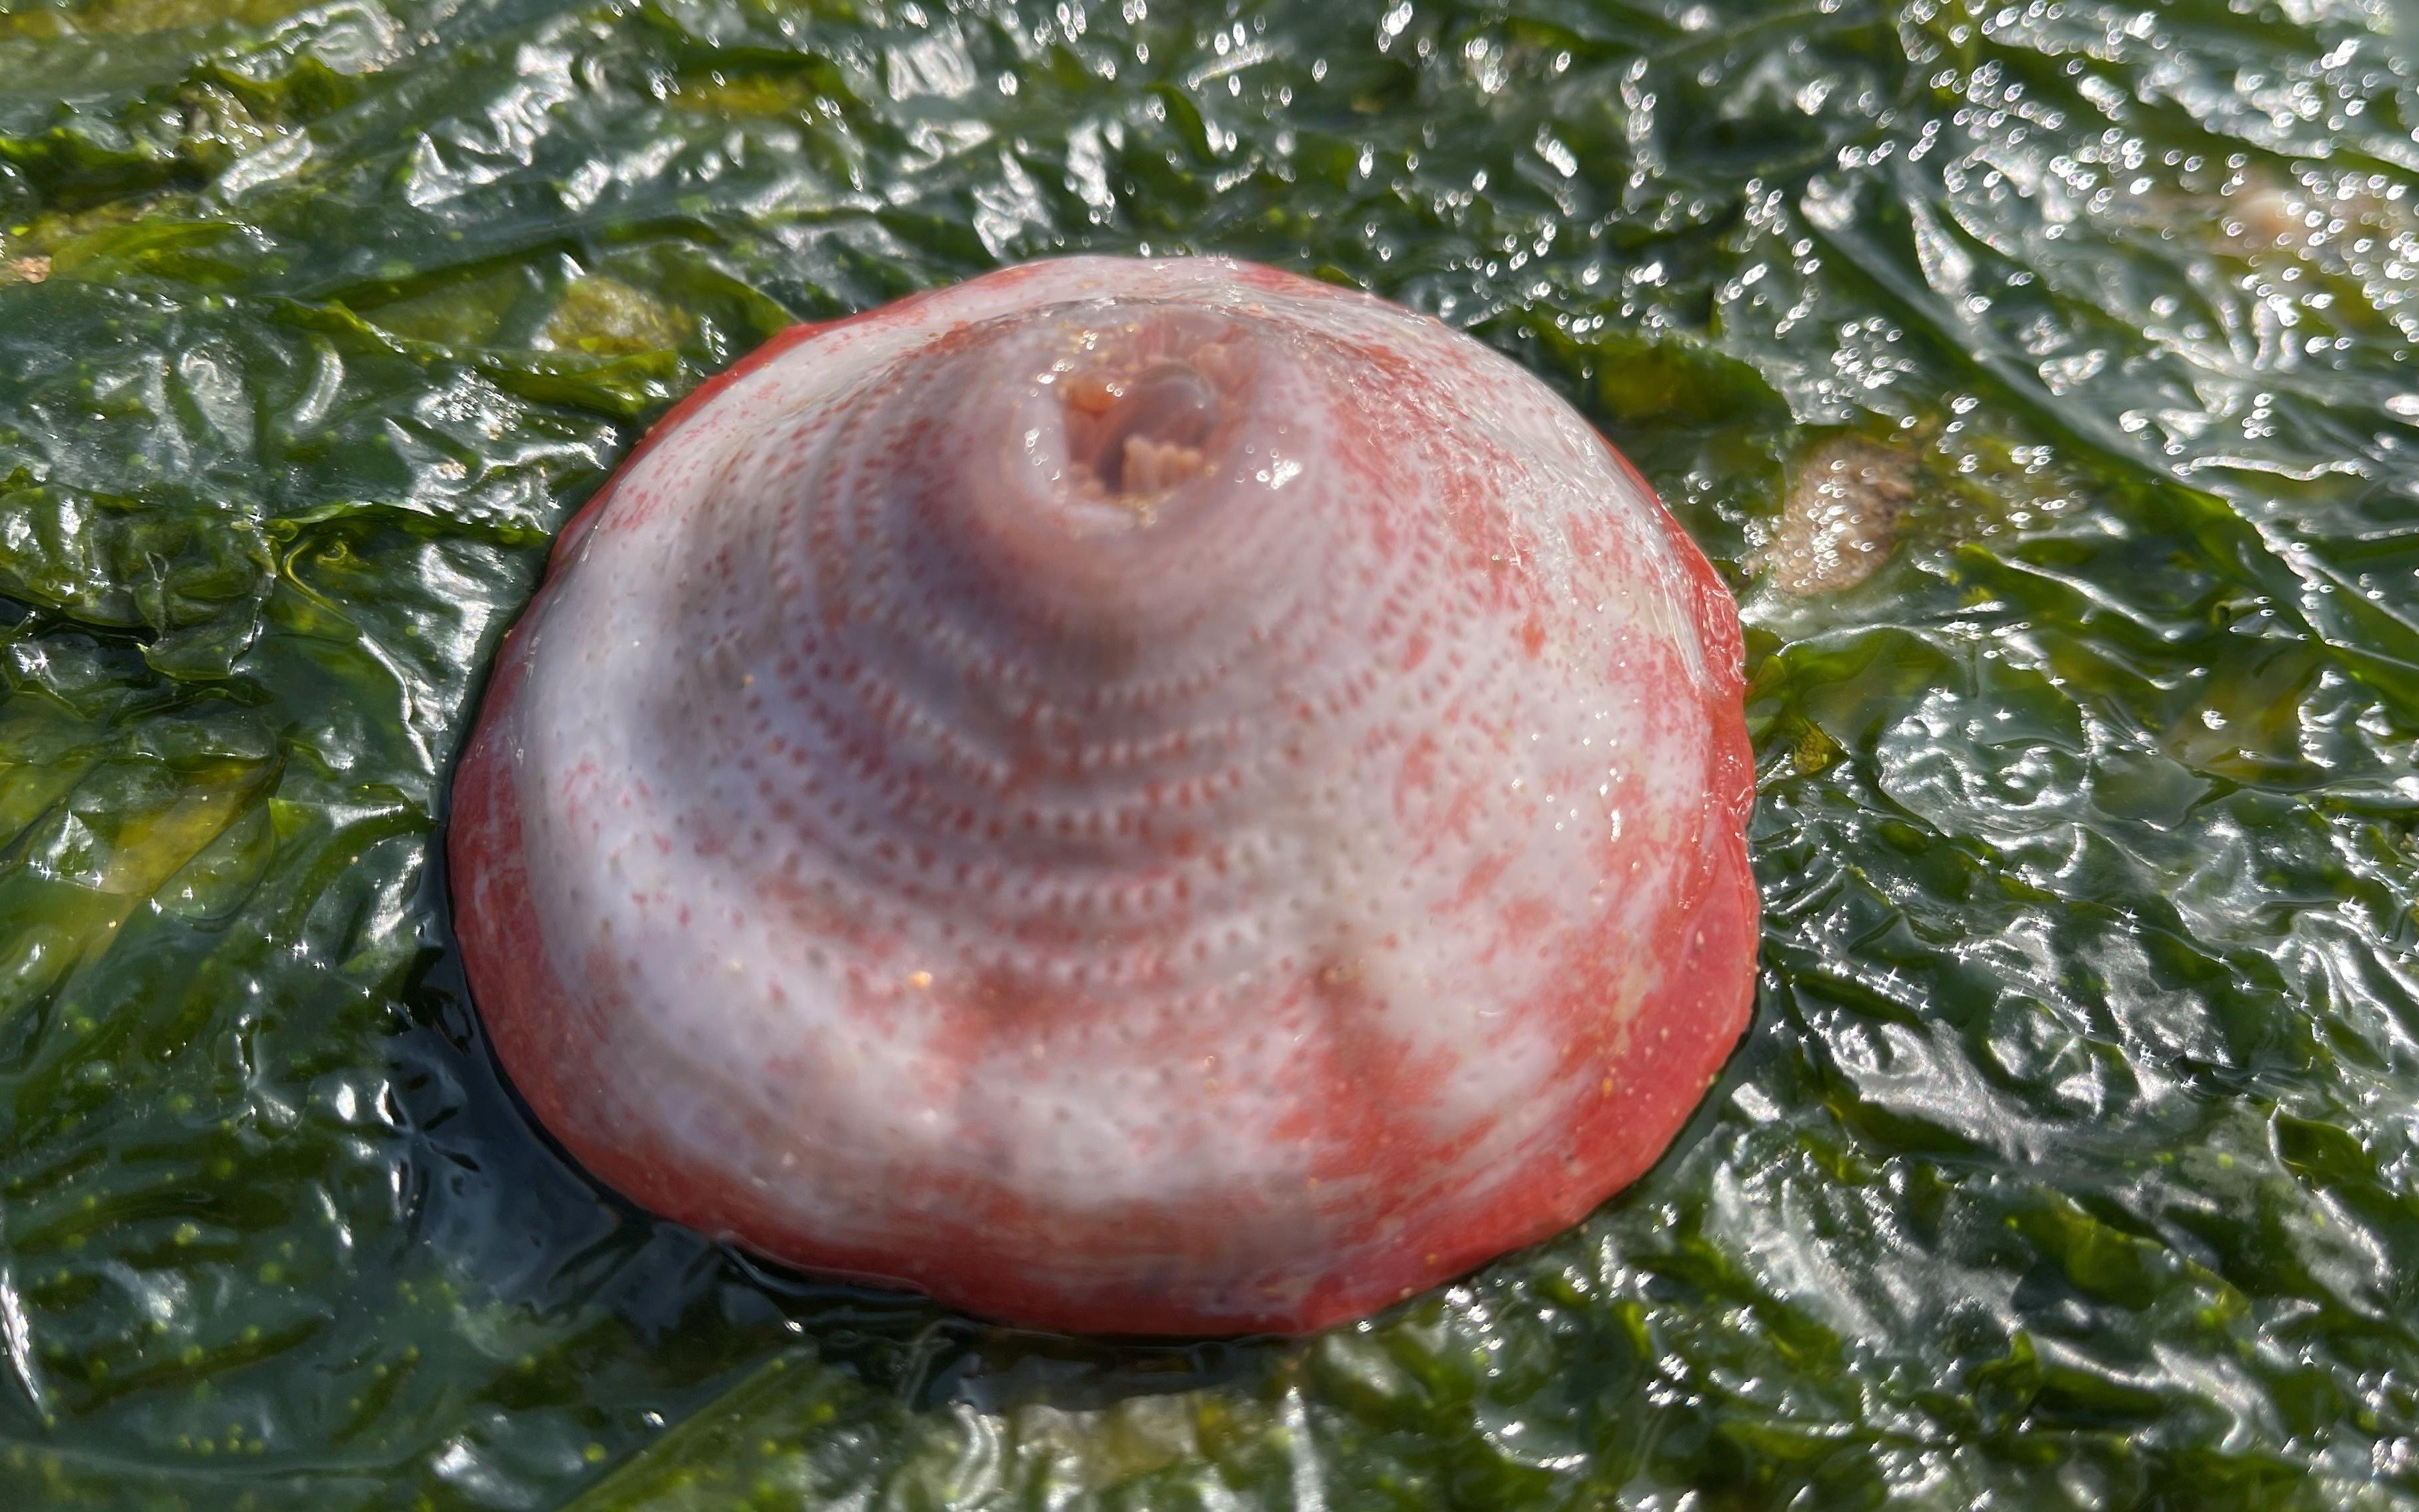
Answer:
[0,0,2416,1507]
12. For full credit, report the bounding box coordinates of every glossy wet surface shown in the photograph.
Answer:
[0,0,2415,1505]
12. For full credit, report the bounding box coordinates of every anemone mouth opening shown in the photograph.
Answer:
[1057,321,1248,505]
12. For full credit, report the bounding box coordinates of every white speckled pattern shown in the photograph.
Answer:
[449,256,1757,1335]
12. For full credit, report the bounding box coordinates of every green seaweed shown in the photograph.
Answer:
[2,0,2418,1506]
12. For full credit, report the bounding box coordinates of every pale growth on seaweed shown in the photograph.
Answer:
[1753,439,1915,596]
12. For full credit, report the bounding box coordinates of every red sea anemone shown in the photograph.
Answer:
[447,257,1757,1336]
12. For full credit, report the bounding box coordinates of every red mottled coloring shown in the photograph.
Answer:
[448,257,1756,1337]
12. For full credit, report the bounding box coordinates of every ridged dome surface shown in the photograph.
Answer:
[448,256,1757,1336]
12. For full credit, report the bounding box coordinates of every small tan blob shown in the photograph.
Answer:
[1754,439,1914,595]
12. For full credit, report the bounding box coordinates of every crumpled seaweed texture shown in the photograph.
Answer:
[0,0,2415,1507]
